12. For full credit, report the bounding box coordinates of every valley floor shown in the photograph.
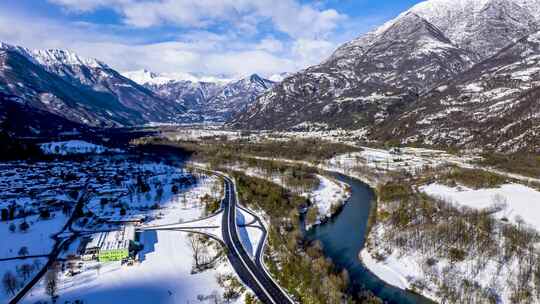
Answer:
[0,149,248,304]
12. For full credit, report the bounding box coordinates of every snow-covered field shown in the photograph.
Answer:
[84,164,221,225]
[40,140,121,155]
[0,258,47,303]
[360,244,423,292]
[0,212,67,259]
[362,182,540,304]
[23,230,237,304]
[304,174,350,223]
[421,183,540,231]
[327,147,480,175]
[18,165,242,304]
[236,208,263,258]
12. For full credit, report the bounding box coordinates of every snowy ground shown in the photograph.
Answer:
[20,166,242,304]
[40,140,121,155]
[236,208,263,259]
[23,230,237,304]
[360,228,443,303]
[361,181,540,304]
[361,223,534,304]
[0,258,48,303]
[326,147,481,175]
[86,170,221,225]
[360,244,423,292]
[0,212,67,259]
[303,174,350,223]
[420,183,540,231]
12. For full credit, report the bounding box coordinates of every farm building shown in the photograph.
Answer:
[83,225,136,262]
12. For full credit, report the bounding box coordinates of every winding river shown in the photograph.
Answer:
[305,173,433,304]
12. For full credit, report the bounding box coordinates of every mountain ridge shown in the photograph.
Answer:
[230,0,540,152]
[122,69,276,123]
[0,42,188,127]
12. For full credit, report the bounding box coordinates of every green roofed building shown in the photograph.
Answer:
[85,225,135,262]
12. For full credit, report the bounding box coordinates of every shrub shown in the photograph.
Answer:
[378,183,413,202]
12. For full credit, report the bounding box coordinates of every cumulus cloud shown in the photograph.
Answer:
[256,38,285,53]
[0,1,364,77]
[48,0,346,39]
[292,39,337,66]
[0,11,332,77]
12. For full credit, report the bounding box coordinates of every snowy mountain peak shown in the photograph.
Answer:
[380,12,452,44]
[0,42,107,69]
[30,48,108,69]
[399,0,540,58]
[249,73,263,82]
[122,69,234,86]
[331,0,540,62]
[268,73,290,82]
[122,69,175,85]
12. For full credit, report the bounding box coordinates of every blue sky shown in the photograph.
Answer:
[0,0,425,77]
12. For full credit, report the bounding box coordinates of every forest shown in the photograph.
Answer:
[371,180,540,303]
[230,172,381,304]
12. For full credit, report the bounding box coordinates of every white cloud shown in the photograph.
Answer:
[48,0,347,39]
[292,39,337,66]
[0,1,378,78]
[48,0,130,12]
[256,38,284,53]
[0,11,327,77]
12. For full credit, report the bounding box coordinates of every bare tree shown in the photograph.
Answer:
[187,234,212,272]
[17,264,34,281]
[2,271,19,296]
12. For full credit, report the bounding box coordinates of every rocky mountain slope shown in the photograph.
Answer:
[231,0,540,152]
[125,70,274,122]
[232,12,476,129]
[376,31,540,152]
[205,74,274,120]
[0,92,90,137]
[0,43,187,127]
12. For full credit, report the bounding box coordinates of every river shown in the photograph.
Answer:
[305,173,434,304]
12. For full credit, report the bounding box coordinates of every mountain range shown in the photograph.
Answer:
[0,43,189,129]
[232,0,540,152]
[123,70,275,122]
[1,0,539,152]
[0,42,275,135]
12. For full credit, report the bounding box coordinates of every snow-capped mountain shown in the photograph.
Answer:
[376,31,540,152]
[404,0,540,59]
[232,12,476,129]
[268,73,291,82]
[122,69,177,86]
[0,43,187,127]
[122,69,232,86]
[123,70,275,122]
[231,0,540,151]
[205,74,274,120]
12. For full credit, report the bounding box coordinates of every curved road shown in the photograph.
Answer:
[220,174,294,304]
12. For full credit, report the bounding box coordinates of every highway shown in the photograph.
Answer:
[220,175,294,304]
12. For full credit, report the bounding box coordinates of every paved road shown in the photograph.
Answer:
[220,175,294,304]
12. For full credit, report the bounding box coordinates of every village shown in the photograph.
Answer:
[0,149,234,303]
